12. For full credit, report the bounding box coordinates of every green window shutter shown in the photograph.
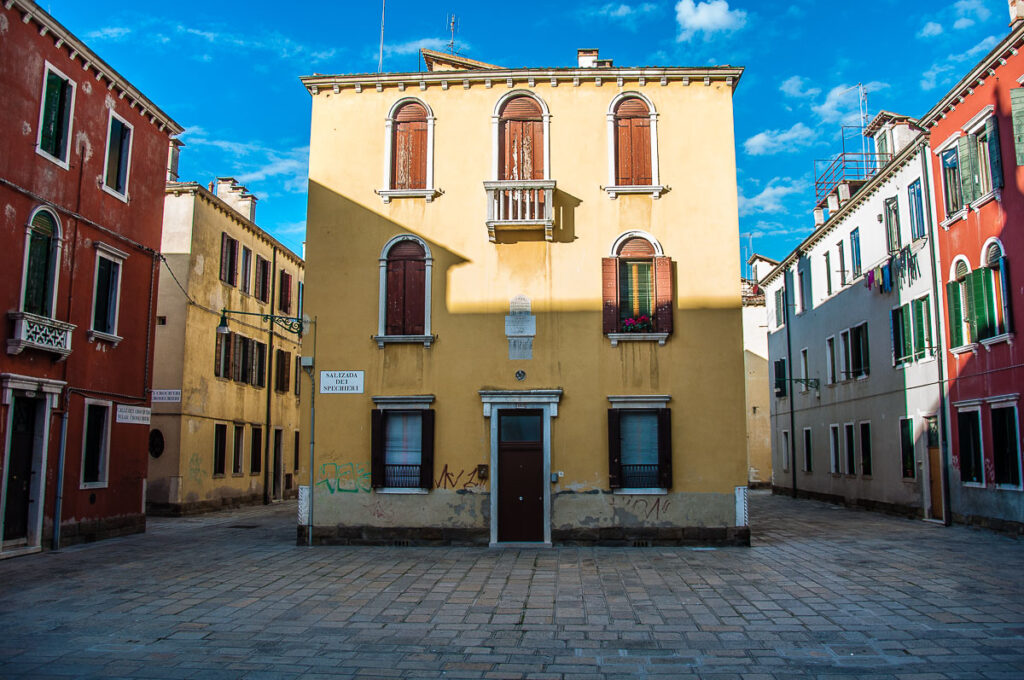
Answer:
[980,268,996,339]
[986,116,1004,189]
[901,304,913,361]
[957,135,977,204]
[1011,87,1024,165]
[39,72,65,157]
[913,298,927,358]
[946,281,964,347]
[999,257,1013,333]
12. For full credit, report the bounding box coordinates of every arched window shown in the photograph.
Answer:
[376,236,433,346]
[22,208,61,317]
[984,240,1013,337]
[391,102,427,190]
[614,97,652,186]
[499,96,544,181]
[946,258,971,348]
[602,232,672,342]
[379,99,436,202]
[606,93,661,197]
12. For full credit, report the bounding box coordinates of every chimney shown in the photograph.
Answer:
[214,177,258,222]
[577,48,598,68]
[1011,0,1024,28]
[813,208,825,227]
[166,139,182,182]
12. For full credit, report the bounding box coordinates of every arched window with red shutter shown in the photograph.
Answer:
[605,92,662,198]
[602,232,673,341]
[380,99,437,202]
[376,235,434,347]
[498,95,545,181]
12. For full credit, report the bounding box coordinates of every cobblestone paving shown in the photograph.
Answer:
[1,491,1022,679]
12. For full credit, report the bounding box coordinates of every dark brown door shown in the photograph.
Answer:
[925,416,944,521]
[4,397,38,541]
[497,411,544,542]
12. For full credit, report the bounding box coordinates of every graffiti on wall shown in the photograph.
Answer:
[316,462,371,494]
[188,452,203,482]
[610,495,671,521]
[434,464,483,491]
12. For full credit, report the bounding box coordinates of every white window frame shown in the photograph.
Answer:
[802,427,812,472]
[914,293,936,361]
[88,242,128,345]
[80,398,112,489]
[799,348,808,392]
[980,237,1012,342]
[371,395,434,494]
[825,336,836,385]
[378,97,439,203]
[844,422,856,475]
[240,246,252,295]
[839,329,851,381]
[964,105,997,207]
[375,234,434,347]
[35,61,77,170]
[101,109,134,202]
[232,423,245,476]
[19,206,64,319]
[491,90,551,181]
[604,91,663,198]
[948,256,974,351]
[957,405,985,487]
[991,402,1022,490]
[829,424,840,474]
[934,132,966,224]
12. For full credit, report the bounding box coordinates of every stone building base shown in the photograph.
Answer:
[147,492,263,517]
[42,513,146,549]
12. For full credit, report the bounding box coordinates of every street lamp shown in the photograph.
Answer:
[217,308,305,337]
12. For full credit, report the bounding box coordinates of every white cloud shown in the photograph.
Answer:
[920,63,954,91]
[739,178,806,217]
[675,0,747,42]
[779,75,820,99]
[85,26,132,40]
[276,221,307,236]
[594,2,658,18]
[955,0,991,22]
[743,123,817,156]
[811,81,888,126]
[953,17,975,30]
[919,35,1000,91]
[741,220,808,240]
[180,129,309,195]
[918,21,943,38]
[383,38,471,57]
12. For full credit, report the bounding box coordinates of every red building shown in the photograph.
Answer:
[920,4,1024,531]
[0,0,181,556]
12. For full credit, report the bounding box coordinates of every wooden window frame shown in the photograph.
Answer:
[278,269,292,314]
[213,423,227,477]
[370,396,436,493]
[379,98,439,202]
[607,395,672,493]
[375,235,434,347]
[603,231,672,346]
[232,424,244,475]
[219,233,238,286]
[605,92,663,198]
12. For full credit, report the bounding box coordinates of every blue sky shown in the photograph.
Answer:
[46,0,1008,268]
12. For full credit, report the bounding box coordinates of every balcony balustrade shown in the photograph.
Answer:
[7,311,75,359]
[484,180,556,242]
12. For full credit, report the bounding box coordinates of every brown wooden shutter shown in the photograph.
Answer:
[220,233,230,282]
[619,238,655,256]
[607,409,622,489]
[657,408,672,489]
[419,410,435,490]
[371,410,385,489]
[214,334,223,377]
[231,333,241,381]
[386,259,406,335]
[616,117,632,185]
[631,117,652,185]
[405,260,426,335]
[653,256,673,334]
[529,120,543,179]
[602,257,619,333]
[502,96,542,118]
[392,118,426,190]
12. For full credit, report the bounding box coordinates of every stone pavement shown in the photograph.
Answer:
[0,491,1022,679]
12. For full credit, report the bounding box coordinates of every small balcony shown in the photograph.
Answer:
[7,311,76,359]
[384,464,422,488]
[484,180,556,242]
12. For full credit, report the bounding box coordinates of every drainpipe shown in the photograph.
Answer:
[263,247,277,505]
[783,273,798,498]
[919,142,952,526]
[306,316,317,547]
[51,390,70,550]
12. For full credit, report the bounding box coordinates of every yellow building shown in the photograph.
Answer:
[299,48,748,545]
[148,178,305,514]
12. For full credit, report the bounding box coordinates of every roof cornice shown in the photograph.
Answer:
[166,182,304,266]
[5,0,183,135]
[760,135,927,286]
[919,25,1024,128]
[300,66,744,95]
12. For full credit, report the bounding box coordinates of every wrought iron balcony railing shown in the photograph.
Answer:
[621,463,659,488]
[384,463,422,488]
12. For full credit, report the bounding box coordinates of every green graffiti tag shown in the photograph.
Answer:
[316,462,371,494]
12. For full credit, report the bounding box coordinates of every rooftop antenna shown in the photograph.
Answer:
[446,13,459,55]
[377,0,386,73]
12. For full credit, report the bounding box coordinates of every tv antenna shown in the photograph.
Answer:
[445,13,459,55]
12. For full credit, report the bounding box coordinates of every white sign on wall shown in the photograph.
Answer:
[320,370,364,394]
[151,390,181,403]
[116,405,151,425]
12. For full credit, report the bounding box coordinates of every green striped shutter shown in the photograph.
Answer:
[946,280,964,347]
[1011,87,1024,165]
[913,298,928,358]
[901,304,913,361]
[986,116,1004,189]
[957,135,978,205]
[964,271,979,342]
[999,257,1013,333]
[966,269,994,340]
[39,72,65,157]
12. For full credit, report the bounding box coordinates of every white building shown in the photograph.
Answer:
[760,114,948,520]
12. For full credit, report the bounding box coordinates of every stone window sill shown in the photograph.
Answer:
[374,334,435,348]
[87,330,123,347]
[376,188,441,203]
[607,332,668,347]
[950,343,979,356]
[612,488,667,495]
[980,332,1014,349]
[376,488,429,494]
[604,185,666,199]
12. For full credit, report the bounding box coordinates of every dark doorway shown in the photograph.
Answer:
[4,397,39,542]
[273,429,283,500]
[497,410,544,542]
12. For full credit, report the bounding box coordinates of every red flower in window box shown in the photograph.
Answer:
[621,315,654,333]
